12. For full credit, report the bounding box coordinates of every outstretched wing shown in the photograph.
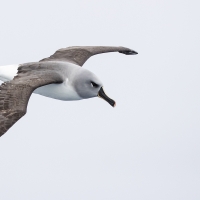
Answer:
[0,62,64,137]
[40,46,138,66]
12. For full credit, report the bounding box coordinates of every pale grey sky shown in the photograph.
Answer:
[0,0,200,199]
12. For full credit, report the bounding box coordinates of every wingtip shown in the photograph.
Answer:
[127,49,138,55]
[131,50,138,55]
[119,49,138,55]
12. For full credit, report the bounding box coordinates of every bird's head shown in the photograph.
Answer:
[73,69,116,107]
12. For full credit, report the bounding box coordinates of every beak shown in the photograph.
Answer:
[98,87,116,107]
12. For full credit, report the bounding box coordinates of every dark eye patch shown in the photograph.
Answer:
[91,81,99,88]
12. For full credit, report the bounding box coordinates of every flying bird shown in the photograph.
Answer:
[0,46,138,137]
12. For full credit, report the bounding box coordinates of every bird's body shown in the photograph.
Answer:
[0,62,89,101]
[0,46,138,136]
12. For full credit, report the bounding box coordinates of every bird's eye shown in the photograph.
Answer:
[91,81,99,88]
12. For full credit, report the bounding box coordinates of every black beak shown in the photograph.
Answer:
[98,87,116,107]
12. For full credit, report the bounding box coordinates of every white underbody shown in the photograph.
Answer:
[0,64,81,101]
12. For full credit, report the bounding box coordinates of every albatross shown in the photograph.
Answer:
[0,46,138,137]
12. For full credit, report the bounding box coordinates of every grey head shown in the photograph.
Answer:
[72,68,116,107]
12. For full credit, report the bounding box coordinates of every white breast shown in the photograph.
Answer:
[34,80,82,101]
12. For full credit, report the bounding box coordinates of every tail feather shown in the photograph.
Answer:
[0,65,18,82]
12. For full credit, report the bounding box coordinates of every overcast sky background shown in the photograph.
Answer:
[0,0,200,199]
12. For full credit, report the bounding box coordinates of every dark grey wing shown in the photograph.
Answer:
[0,63,63,137]
[39,46,138,66]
